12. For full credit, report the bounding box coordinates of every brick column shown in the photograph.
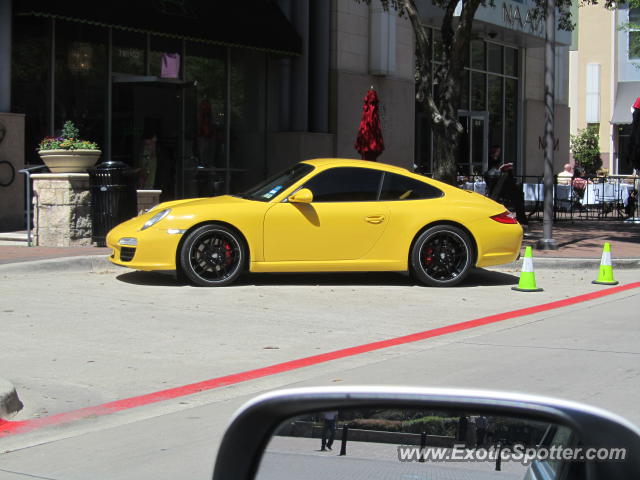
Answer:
[32,174,92,247]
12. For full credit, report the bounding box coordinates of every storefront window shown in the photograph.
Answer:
[471,40,485,70]
[487,43,503,74]
[11,15,50,165]
[504,47,518,77]
[185,43,227,197]
[55,20,106,156]
[112,31,146,75]
[416,27,521,175]
[230,49,266,192]
[150,37,182,79]
[504,78,518,164]
[471,72,486,111]
[488,75,503,150]
[617,125,635,174]
[459,71,469,110]
[629,9,640,60]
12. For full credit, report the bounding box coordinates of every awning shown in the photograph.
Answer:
[611,82,640,125]
[15,0,302,56]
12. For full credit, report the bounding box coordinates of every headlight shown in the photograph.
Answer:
[118,237,138,246]
[140,209,171,231]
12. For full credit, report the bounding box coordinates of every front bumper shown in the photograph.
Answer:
[106,219,184,271]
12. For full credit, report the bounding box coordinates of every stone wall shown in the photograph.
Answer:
[32,174,92,247]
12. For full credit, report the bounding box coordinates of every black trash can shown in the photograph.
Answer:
[88,161,138,247]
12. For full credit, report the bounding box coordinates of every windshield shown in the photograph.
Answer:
[237,163,315,202]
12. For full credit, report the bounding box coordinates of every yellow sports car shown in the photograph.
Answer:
[107,159,522,287]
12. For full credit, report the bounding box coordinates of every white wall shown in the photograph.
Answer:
[617,7,640,82]
[331,0,415,167]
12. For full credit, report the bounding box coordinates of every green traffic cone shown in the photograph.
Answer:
[512,246,543,292]
[592,242,619,285]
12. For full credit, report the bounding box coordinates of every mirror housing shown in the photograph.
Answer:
[288,188,313,204]
[212,387,640,480]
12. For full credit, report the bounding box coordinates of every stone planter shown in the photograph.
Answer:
[32,173,92,247]
[38,149,101,173]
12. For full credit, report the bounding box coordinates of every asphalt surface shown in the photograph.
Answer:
[0,218,638,478]
[0,281,637,479]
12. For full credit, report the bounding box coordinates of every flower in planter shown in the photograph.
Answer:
[38,121,99,151]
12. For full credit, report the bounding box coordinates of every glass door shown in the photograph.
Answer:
[457,111,488,176]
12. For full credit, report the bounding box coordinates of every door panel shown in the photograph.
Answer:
[457,112,488,176]
[263,202,390,262]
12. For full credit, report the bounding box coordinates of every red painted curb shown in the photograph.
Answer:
[2,282,638,438]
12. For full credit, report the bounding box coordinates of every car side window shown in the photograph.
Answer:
[379,172,443,200]
[302,167,383,202]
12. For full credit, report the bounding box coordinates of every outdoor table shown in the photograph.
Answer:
[523,183,575,216]
[580,182,632,206]
[523,183,544,202]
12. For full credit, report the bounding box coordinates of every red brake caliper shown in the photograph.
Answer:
[424,247,433,265]
[223,242,233,266]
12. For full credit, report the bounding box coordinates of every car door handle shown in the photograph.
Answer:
[365,215,386,224]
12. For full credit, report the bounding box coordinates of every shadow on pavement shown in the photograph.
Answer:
[116,271,188,286]
[115,268,518,288]
[461,268,519,287]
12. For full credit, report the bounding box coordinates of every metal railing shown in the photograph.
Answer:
[18,165,47,246]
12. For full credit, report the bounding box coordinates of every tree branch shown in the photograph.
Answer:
[403,0,443,125]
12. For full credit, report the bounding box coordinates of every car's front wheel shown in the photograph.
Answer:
[180,224,246,287]
[410,225,473,287]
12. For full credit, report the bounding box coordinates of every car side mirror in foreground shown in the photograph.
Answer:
[212,387,640,480]
[288,188,313,204]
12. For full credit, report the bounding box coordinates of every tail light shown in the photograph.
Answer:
[490,211,519,224]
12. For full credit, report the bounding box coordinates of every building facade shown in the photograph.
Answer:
[569,3,639,175]
[1,0,571,231]
[414,0,571,178]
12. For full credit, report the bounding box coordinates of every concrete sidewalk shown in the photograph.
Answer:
[0,220,637,269]
[521,220,640,259]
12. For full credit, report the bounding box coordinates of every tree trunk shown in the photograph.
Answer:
[432,123,460,185]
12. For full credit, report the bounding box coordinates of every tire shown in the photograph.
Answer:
[410,225,473,287]
[180,224,246,287]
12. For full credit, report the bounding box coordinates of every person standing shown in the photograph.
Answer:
[484,146,502,197]
[476,415,488,447]
[457,415,468,442]
[320,410,338,451]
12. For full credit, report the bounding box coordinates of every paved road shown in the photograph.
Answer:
[260,437,528,480]
[0,267,638,479]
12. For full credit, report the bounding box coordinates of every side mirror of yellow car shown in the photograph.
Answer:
[288,188,313,204]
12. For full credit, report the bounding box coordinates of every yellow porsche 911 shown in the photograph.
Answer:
[107,159,522,287]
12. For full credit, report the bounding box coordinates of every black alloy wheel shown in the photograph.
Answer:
[410,225,473,287]
[180,225,245,287]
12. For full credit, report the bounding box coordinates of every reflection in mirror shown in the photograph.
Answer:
[256,407,583,480]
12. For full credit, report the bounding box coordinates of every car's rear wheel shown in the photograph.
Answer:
[180,225,245,287]
[410,225,473,287]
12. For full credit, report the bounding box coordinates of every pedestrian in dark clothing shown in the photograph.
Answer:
[499,163,528,226]
[488,162,527,226]
[476,415,488,447]
[320,410,338,451]
[457,416,468,442]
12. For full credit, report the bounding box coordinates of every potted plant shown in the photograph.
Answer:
[38,121,101,173]
[570,126,602,176]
